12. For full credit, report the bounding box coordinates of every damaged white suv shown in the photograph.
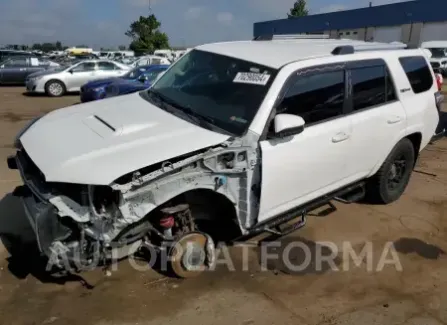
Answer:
[8,37,440,277]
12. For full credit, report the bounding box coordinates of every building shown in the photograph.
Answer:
[253,0,447,46]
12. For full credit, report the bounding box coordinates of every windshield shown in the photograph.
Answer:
[428,48,447,58]
[144,49,277,136]
[123,67,148,79]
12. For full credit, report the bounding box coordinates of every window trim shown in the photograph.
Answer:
[344,60,399,115]
[260,62,349,140]
[260,59,400,141]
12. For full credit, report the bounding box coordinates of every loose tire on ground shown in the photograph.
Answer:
[366,138,415,204]
[45,80,66,97]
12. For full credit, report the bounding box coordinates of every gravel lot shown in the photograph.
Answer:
[1,87,447,325]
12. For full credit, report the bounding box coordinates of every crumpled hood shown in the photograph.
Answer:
[19,93,230,185]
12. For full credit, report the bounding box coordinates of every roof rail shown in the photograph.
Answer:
[332,42,408,55]
[253,34,330,41]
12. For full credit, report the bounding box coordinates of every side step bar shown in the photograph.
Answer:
[234,182,365,242]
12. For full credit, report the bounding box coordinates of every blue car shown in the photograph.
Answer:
[80,64,169,102]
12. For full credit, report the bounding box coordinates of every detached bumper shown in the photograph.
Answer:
[8,153,72,257]
[20,188,71,256]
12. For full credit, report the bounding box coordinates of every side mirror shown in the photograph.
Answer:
[273,114,305,137]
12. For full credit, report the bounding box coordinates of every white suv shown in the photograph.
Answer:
[8,37,440,277]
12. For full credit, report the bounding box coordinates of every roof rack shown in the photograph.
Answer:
[332,42,408,55]
[253,34,330,41]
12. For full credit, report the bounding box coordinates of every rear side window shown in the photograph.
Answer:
[399,56,433,94]
[280,70,345,125]
[351,65,396,111]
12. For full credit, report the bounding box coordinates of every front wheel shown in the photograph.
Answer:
[45,80,66,97]
[366,138,415,204]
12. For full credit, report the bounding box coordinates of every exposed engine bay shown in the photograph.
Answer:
[10,136,260,276]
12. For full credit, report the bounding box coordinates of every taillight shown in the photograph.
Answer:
[435,73,443,91]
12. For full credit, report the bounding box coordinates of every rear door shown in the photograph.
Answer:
[345,59,407,179]
[97,61,124,78]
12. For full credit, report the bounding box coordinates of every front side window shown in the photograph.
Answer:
[279,70,345,125]
[146,49,277,136]
[399,56,433,94]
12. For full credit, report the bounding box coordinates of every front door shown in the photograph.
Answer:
[258,68,354,223]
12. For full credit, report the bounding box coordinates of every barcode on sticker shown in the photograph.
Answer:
[233,72,271,85]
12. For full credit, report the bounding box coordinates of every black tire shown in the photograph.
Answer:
[366,138,415,204]
[45,80,66,97]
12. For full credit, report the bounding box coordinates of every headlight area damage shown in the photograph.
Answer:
[9,138,260,277]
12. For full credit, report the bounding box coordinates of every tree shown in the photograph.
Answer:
[118,45,126,51]
[288,0,309,17]
[125,14,169,54]
[55,41,62,50]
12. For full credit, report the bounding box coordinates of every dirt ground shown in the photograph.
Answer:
[1,87,447,325]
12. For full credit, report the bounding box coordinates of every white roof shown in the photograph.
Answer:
[421,41,447,48]
[197,39,408,69]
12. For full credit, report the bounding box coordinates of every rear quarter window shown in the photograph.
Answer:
[398,56,433,94]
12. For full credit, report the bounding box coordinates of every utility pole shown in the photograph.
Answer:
[149,0,152,14]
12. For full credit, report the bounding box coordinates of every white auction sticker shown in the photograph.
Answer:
[233,72,271,85]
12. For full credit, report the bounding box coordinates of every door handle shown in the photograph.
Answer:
[332,132,349,143]
[387,116,403,124]
[400,88,411,93]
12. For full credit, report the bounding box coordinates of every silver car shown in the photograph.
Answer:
[25,60,130,97]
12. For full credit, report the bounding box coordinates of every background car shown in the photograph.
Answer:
[129,55,170,67]
[0,49,35,62]
[81,64,169,102]
[25,60,130,97]
[0,56,59,85]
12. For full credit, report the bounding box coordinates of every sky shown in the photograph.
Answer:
[0,0,409,48]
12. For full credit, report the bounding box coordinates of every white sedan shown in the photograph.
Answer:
[25,60,131,97]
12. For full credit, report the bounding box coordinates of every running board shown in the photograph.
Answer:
[233,181,365,242]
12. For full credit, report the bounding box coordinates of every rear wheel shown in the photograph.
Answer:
[366,138,415,204]
[45,80,66,97]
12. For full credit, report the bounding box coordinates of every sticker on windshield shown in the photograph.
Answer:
[233,72,271,85]
[230,116,247,123]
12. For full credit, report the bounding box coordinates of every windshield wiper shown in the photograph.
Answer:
[148,89,223,127]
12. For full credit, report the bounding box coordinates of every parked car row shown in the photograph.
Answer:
[0,56,60,84]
